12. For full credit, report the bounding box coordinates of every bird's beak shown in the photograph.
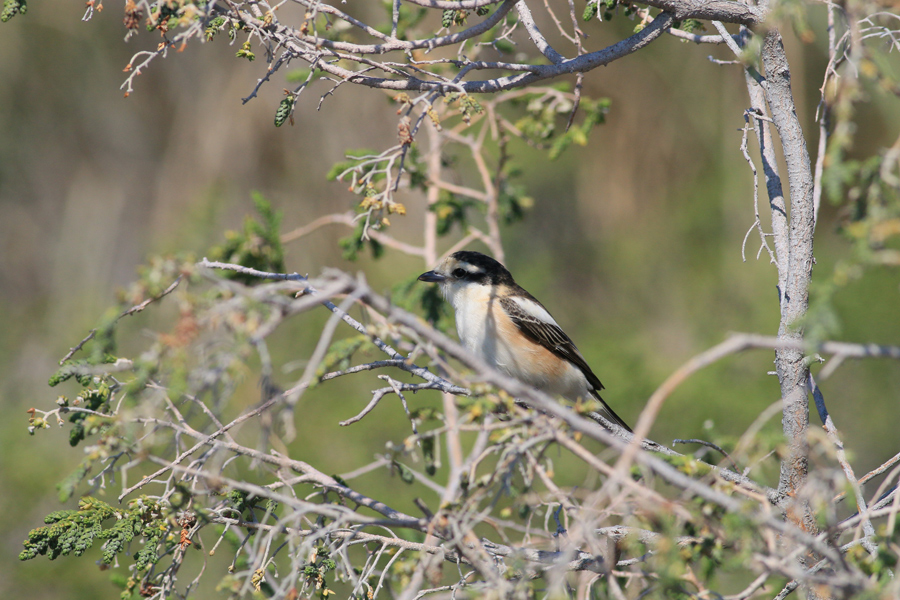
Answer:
[417,270,447,283]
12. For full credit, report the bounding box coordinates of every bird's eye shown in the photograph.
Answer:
[452,268,467,278]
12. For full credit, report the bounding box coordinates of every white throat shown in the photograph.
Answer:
[441,280,495,356]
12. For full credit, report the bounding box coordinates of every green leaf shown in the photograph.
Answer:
[1,0,26,22]
[274,97,293,127]
[422,436,437,476]
[207,193,285,281]
[392,460,415,484]
[316,335,371,378]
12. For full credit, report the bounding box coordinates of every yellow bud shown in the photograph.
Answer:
[860,59,878,78]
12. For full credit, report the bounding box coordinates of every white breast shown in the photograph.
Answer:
[443,280,494,359]
[442,281,591,400]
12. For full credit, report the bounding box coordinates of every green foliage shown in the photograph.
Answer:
[51,378,120,502]
[659,452,716,478]
[146,0,180,31]
[285,68,310,83]
[204,15,226,40]
[338,217,384,261]
[264,498,279,516]
[491,37,516,55]
[228,488,259,516]
[497,176,534,225]
[738,33,763,66]
[236,40,255,61]
[66,381,113,446]
[441,9,468,28]
[17,5,900,597]
[56,461,92,503]
[1,0,26,22]
[807,149,900,338]
[300,546,338,599]
[49,355,117,388]
[847,540,899,580]
[421,435,437,475]
[274,96,293,127]
[804,278,843,342]
[208,193,285,282]
[583,0,631,22]
[445,92,484,125]
[316,335,372,378]
[456,392,516,423]
[432,189,478,236]
[404,145,429,192]
[513,94,610,159]
[825,153,900,249]
[674,19,705,33]
[391,459,415,484]
[326,149,379,182]
[391,274,454,334]
[327,149,417,216]
[20,497,166,568]
[770,0,815,43]
[42,368,118,466]
[600,0,617,21]
[376,2,427,39]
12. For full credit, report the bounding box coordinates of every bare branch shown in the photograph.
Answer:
[638,0,764,25]
[809,374,877,553]
[516,1,565,65]
[232,7,675,94]
[60,275,183,364]
[761,32,818,530]
[198,259,467,395]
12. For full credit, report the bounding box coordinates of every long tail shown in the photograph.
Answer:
[590,391,632,433]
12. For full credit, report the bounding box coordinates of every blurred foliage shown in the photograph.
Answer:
[392,273,455,333]
[3,0,900,598]
[208,193,285,282]
[433,189,478,236]
[802,8,900,342]
[338,213,385,261]
[583,0,640,23]
[377,2,427,39]
[0,0,26,22]
[508,88,611,160]
[444,92,484,125]
[315,334,373,379]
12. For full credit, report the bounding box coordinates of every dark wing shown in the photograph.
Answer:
[499,295,603,390]
[500,294,632,432]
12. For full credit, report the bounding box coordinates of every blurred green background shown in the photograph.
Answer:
[1,2,898,598]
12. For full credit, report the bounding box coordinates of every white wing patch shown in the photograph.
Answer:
[508,295,559,327]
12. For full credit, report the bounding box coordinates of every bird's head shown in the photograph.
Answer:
[417,251,514,299]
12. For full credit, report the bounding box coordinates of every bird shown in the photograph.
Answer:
[418,250,631,432]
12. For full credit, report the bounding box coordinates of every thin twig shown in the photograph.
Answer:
[60,275,183,364]
[672,438,739,471]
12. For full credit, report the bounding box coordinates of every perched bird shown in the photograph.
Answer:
[418,250,631,432]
